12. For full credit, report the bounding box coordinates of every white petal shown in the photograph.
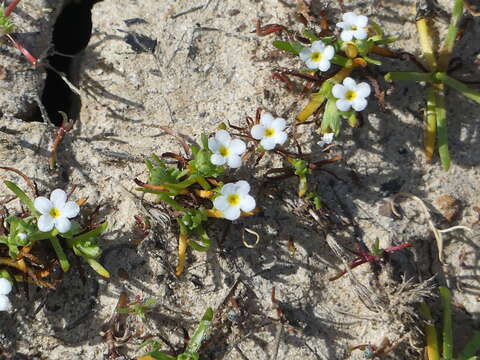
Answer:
[323,45,335,60]
[34,197,53,214]
[343,12,357,24]
[318,59,331,72]
[273,131,288,145]
[215,130,231,146]
[0,278,12,295]
[55,217,71,233]
[272,118,286,131]
[0,295,12,312]
[208,137,219,152]
[61,201,80,218]
[223,206,241,221]
[261,137,276,150]
[210,153,226,166]
[311,41,325,52]
[229,139,246,155]
[213,195,229,211]
[343,77,357,89]
[251,124,265,140]
[336,99,352,111]
[50,189,67,208]
[299,48,312,62]
[38,214,55,232]
[235,180,251,195]
[336,21,346,29]
[221,183,237,195]
[354,28,368,40]
[305,59,319,70]
[240,195,256,212]
[340,30,354,42]
[357,82,371,97]
[332,84,346,99]
[260,113,274,127]
[352,97,367,111]
[227,155,242,168]
[355,15,368,28]
[323,133,335,144]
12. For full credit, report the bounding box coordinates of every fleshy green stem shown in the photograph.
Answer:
[435,72,480,103]
[49,237,70,272]
[425,85,437,161]
[415,9,437,71]
[196,176,211,190]
[438,0,464,71]
[439,286,453,360]
[384,71,434,82]
[434,83,450,171]
[419,302,441,360]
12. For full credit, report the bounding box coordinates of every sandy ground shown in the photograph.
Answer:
[0,0,479,359]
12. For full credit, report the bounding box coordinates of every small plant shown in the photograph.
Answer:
[420,286,480,360]
[137,110,340,275]
[137,307,213,360]
[329,238,413,281]
[136,129,257,276]
[117,296,158,320]
[385,0,480,170]
[0,0,38,65]
[0,171,109,295]
[269,11,397,134]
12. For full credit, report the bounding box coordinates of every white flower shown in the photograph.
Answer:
[318,133,335,147]
[0,278,12,312]
[208,130,246,168]
[299,40,335,71]
[213,180,256,221]
[0,278,12,295]
[251,113,288,150]
[0,295,12,312]
[17,233,27,241]
[34,189,80,233]
[336,12,369,42]
[332,77,371,111]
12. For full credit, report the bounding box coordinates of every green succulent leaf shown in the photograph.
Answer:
[321,97,341,134]
[0,7,15,35]
[302,29,318,42]
[4,181,38,216]
[272,40,305,54]
[187,135,224,178]
[3,216,37,258]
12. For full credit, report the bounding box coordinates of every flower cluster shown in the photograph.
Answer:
[204,112,288,220]
[0,278,12,312]
[297,12,372,115]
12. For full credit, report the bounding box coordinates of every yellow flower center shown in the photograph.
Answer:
[310,52,322,62]
[219,145,230,157]
[351,25,358,30]
[345,90,357,101]
[227,194,240,206]
[49,208,61,218]
[264,128,275,138]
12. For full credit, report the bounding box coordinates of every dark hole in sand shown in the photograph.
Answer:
[33,0,102,126]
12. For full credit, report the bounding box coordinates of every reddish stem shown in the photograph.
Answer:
[6,34,37,65]
[329,241,413,281]
[4,0,22,17]
[385,242,412,253]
